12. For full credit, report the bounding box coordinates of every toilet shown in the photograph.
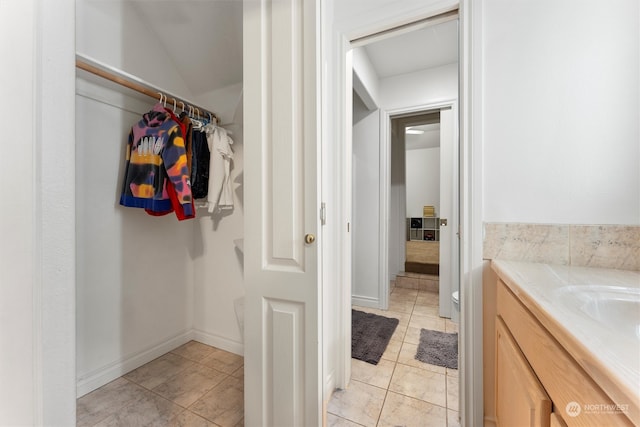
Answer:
[451,290,460,323]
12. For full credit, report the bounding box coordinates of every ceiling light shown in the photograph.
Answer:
[406,127,424,135]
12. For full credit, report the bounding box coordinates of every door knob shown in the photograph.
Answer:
[440,218,448,227]
[305,234,316,244]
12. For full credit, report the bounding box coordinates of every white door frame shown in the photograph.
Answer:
[330,2,485,426]
[380,100,458,315]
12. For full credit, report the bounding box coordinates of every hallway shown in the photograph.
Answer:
[328,282,460,426]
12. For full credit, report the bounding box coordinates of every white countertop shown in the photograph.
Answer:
[491,260,640,420]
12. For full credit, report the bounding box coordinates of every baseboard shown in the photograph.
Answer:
[192,329,244,357]
[324,370,335,402]
[351,295,379,308]
[76,329,194,398]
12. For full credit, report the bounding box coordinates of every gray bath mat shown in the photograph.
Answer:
[415,328,458,369]
[352,309,399,365]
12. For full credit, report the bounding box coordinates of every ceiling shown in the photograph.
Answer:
[131,0,243,96]
[362,19,458,151]
[363,19,458,79]
[406,123,441,150]
[128,3,456,99]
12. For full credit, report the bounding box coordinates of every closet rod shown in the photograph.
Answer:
[75,53,218,122]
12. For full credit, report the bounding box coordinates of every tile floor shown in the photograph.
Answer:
[76,341,244,427]
[327,285,460,427]
[77,284,458,427]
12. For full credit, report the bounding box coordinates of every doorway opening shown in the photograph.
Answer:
[331,12,463,425]
[387,102,460,322]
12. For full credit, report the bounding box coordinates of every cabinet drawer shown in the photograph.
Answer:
[497,280,633,427]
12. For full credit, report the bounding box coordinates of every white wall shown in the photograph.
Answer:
[192,101,245,354]
[76,0,193,98]
[194,83,243,126]
[482,0,640,225]
[406,147,440,217]
[1,0,76,425]
[75,78,195,396]
[192,85,246,349]
[352,47,380,109]
[1,2,39,423]
[379,62,458,110]
[352,92,381,305]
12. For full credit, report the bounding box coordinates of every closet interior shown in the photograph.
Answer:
[75,0,245,405]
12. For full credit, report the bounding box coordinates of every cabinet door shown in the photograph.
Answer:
[550,412,568,427]
[496,317,552,427]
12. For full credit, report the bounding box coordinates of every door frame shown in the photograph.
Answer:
[329,1,485,425]
[380,100,458,316]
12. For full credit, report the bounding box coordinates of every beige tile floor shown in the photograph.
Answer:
[76,341,244,427]
[327,285,460,427]
[77,286,457,427]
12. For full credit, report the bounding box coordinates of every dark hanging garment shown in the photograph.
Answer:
[143,108,195,221]
[191,129,210,199]
[119,102,193,218]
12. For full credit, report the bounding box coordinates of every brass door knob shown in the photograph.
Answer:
[305,234,316,244]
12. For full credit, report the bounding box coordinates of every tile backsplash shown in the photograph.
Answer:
[483,223,640,271]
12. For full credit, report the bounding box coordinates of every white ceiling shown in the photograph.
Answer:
[363,19,458,79]
[406,123,440,150]
[129,3,456,98]
[131,0,243,96]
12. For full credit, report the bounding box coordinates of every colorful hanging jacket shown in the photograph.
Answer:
[120,103,194,218]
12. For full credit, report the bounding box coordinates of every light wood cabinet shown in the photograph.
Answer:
[496,317,551,427]
[550,413,568,427]
[495,279,634,427]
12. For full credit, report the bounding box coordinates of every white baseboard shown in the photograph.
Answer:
[191,329,244,357]
[76,329,194,398]
[351,295,379,308]
[324,370,335,402]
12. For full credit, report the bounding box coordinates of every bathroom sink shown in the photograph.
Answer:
[554,285,640,340]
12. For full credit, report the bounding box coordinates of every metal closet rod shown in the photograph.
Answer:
[75,53,218,122]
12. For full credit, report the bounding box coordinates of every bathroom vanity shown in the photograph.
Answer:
[491,260,639,426]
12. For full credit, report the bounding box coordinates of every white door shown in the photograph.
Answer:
[438,106,459,318]
[243,0,321,426]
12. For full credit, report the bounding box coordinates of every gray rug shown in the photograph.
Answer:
[415,328,458,369]
[352,309,399,365]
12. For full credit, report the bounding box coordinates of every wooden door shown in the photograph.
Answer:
[243,0,321,425]
[496,318,551,427]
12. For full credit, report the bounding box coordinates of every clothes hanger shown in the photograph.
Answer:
[190,106,204,130]
[195,108,205,128]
